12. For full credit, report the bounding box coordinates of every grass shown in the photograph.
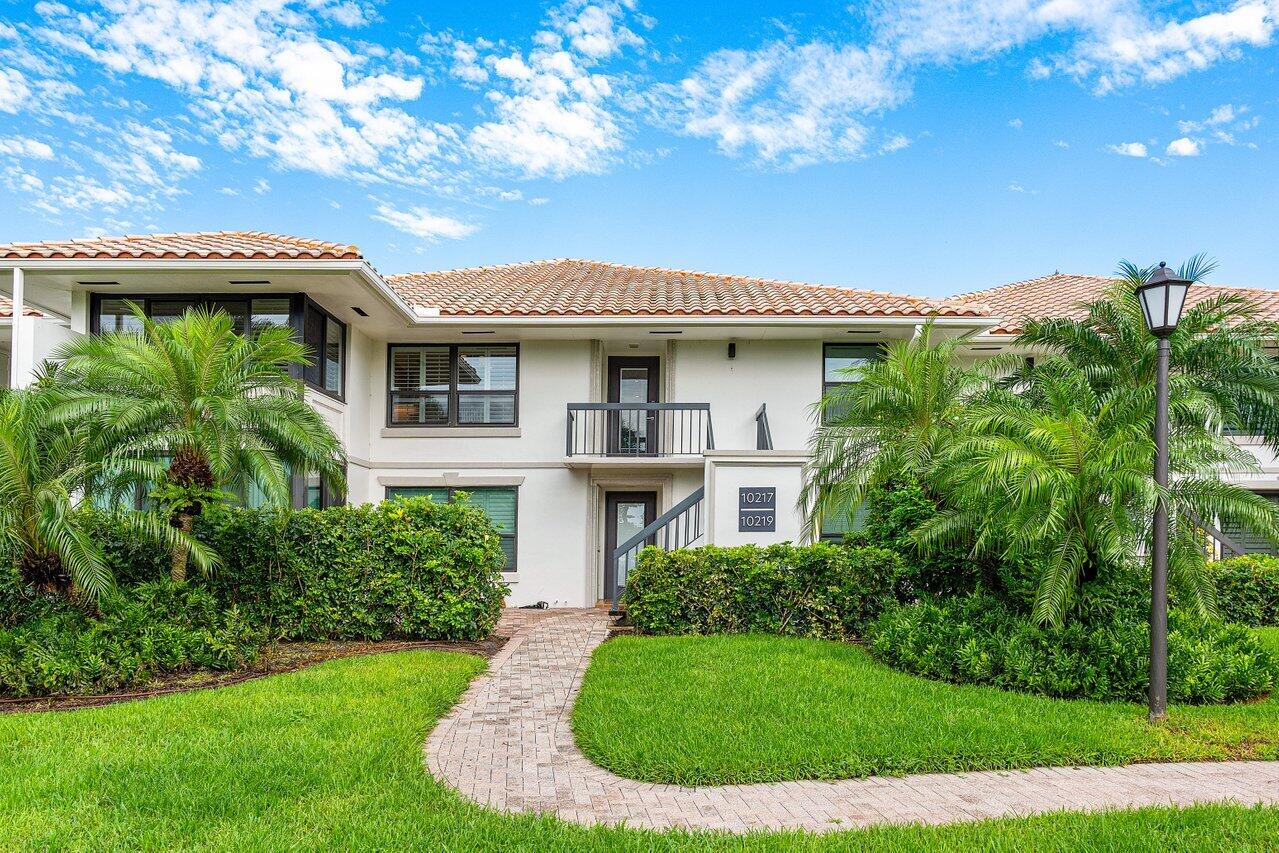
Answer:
[2,648,1277,850]
[573,629,1279,786]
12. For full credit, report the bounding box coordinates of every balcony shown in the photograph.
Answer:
[565,403,714,463]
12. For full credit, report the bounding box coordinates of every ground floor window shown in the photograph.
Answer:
[385,486,517,570]
[1220,492,1279,555]
[819,494,868,542]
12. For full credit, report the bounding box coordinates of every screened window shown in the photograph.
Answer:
[385,486,518,570]
[822,343,882,424]
[96,298,145,334]
[388,344,518,426]
[823,344,881,393]
[302,300,345,398]
[91,294,345,400]
[1220,493,1279,555]
[820,495,869,542]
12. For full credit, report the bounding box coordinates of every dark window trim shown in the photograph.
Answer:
[300,296,347,402]
[385,342,520,428]
[383,485,518,571]
[821,341,885,398]
[90,292,346,402]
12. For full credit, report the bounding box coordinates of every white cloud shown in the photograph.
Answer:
[1166,136,1201,156]
[456,0,649,178]
[664,40,907,169]
[1008,182,1037,194]
[0,136,55,159]
[1108,141,1149,157]
[372,201,479,242]
[0,67,33,113]
[1053,139,1070,149]
[1008,117,1023,129]
[253,177,271,194]
[29,0,452,186]
[665,0,1278,168]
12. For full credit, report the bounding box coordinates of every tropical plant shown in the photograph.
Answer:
[1015,254,1279,447]
[918,359,1279,626]
[47,304,346,582]
[0,386,210,602]
[801,321,987,538]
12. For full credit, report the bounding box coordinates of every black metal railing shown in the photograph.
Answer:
[610,486,705,612]
[566,403,714,457]
[755,403,773,450]
[1188,509,1247,559]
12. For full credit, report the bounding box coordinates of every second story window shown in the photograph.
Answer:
[91,294,343,400]
[388,344,519,427]
[302,301,345,398]
[822,343,882,424]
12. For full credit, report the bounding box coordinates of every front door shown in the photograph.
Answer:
[603,491,657,601]
[607,356,659,454]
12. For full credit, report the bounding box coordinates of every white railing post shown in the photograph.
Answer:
[9,267,28,388]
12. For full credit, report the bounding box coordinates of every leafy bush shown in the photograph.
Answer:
[1209,555,1279,627]
[853,480,989,599]
[0,580,263,697]
[625,543,902,640]
[83,496,509,642]
[866,591,1277,704]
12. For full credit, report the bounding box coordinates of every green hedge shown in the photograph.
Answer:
[625,543,902,640]
[0,581,264,697]
[1,497,508,697]
[850,480,990,599]
[867,592,1277,704]
[87,497,510,642]
[1209,555,1279,627]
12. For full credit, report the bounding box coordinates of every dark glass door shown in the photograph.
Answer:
[607,356,659,454]
[604,491,657,600]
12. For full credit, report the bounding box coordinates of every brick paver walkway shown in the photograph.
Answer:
[425,609,1279,832]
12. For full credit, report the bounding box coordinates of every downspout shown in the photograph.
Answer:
[9,267,23,388]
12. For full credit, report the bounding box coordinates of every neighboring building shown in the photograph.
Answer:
[2,235,1278,603]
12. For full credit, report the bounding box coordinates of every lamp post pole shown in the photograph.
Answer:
[1136,260,1190,724]
[1150,335,1170,723]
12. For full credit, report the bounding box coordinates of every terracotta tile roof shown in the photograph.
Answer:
[386,259,987,319]
[0,296,41,318]
[957,272,1279,335]
[0,231,363,261]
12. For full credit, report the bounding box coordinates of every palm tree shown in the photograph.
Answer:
[0,386,212,602]
[919,360,1279,626]
[1015,255,1279,446]
[801,321,987,538]
[48,304,347,583]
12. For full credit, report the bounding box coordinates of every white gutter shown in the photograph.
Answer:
[0,258,422,325]
[403,313,1001,329]
[0,257,1007,332]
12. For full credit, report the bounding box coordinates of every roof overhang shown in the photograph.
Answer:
[0,258,419,332]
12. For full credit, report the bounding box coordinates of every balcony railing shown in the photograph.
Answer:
[565,403,714,457]
[611,486,705,611]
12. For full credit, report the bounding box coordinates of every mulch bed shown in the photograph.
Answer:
[0,634,510,715]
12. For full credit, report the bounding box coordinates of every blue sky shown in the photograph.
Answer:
[0,0,1276,296]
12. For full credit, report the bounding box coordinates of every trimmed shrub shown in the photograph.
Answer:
[866,591,1277,704]
[0,580,263,697]
[853,480,990,599]
[1209,555,1279,627]
[82,496,510,642]
[625,543,902,640]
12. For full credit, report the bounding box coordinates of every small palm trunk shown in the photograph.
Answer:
[171,513,194,583]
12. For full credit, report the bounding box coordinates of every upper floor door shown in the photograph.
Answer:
[607,356,658,455]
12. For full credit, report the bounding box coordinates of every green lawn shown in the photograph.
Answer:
[573,630,1279,785]
[3,648,1278,850]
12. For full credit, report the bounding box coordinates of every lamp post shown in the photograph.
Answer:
[1135,262,1191,723]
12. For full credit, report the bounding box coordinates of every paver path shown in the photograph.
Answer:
[425,609,1279,833]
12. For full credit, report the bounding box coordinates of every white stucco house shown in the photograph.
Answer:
[3,231,1279,606]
